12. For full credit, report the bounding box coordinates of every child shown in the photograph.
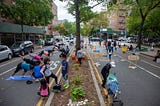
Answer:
[61,54,69,89]
[31,65,43,79]
[65,46,70,55]
[38,78,49,97]
[40,57,58,84]
[59,48,67,58]
[101,63,112,88]
[76,47,84,65]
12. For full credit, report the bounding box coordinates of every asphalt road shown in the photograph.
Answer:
[0,46,63,106]
[89,43,160,106]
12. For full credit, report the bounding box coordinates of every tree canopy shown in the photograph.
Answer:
[123,0,160,48]
[0,0,54,26]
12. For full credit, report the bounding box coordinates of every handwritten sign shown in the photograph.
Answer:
[128,55,139,61]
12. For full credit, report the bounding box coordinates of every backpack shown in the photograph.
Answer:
[53,84,61,93]
[40,84,49,97]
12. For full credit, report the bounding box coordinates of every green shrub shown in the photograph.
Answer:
[73,64,80,68]
[71,75,82,85]
[71,86,85,101]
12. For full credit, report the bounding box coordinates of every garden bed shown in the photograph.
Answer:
[51,56,101,106]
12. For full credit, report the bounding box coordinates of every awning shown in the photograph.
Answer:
[0,22,44,34]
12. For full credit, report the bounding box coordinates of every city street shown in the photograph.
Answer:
[0,46,62,106]
[89,42,160,106]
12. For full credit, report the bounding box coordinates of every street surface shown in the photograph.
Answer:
[89,41,160,106]
[0,46,62,106]
[0,39,160,106]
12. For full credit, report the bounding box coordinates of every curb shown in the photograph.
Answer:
[88,54,106,106]
[86,50,110,105]
[140,52,155,58]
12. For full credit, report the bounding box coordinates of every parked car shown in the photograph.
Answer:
[0,45,13,61]
[11,41,34,56]
[45,38,55,45]
[90,37,101,42]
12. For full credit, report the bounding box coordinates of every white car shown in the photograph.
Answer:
[0,45,13,61]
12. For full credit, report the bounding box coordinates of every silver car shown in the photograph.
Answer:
[0,45,13,61]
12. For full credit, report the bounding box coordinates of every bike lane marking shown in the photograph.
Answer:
[0,58,21,68]
[0,66,16,76]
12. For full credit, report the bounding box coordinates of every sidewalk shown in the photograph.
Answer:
[140,47,159,58]
[128,43,160,58]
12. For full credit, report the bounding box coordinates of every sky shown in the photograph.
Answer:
[54,0,104,22]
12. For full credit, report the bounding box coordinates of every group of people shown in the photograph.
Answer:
[9,44,70,97]
[104,40,118,60]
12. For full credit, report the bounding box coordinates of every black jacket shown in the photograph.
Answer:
[101,64,111,76]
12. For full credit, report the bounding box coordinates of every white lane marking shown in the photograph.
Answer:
[0,58,21,68]
[117,54,160,80]
[49,61,60,70]
[141,60,160,69]
[0,66,16,76]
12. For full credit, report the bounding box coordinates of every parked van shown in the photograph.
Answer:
[45,38,55,45]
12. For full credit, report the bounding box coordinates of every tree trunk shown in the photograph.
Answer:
[137,16,146,50]
[75,0,80,54]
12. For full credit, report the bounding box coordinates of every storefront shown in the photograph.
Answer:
[0,22,44,46]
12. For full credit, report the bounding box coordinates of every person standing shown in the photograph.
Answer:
[101,63,112,88]
[76,47,84,65]
[61,54,69,89]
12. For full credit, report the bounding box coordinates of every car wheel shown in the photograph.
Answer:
[8,54,12,60]
[30,48,34,53]
[21,51,25,56]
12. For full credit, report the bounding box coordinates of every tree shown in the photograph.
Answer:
[52,20,76,36]
[0,0,54,35]
[59,0,108,52]
[124,0,160,49]
[81,11,109,37]
[143,8,160,38]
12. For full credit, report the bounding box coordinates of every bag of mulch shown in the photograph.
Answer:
[53,84,61,93]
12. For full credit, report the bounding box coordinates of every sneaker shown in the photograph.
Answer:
[64,84,69,89]
[63,84,67,88]
[10,76,14,79]
[35,79,39,82]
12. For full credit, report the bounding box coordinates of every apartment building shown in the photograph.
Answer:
[107,0,127,38]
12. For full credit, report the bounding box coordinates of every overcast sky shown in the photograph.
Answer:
[54,0,103,22]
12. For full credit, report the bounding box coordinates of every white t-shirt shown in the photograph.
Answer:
[40,65,52,76]
[77,50,83,58]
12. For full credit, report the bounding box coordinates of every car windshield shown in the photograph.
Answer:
[11,42,22,48]
[90,37,100,42]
